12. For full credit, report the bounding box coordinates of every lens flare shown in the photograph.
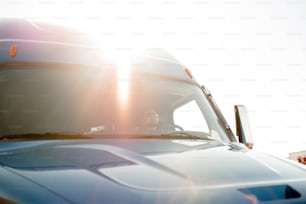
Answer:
[117,55,131,106]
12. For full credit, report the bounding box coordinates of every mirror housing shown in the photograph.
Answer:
[234,105,254,149]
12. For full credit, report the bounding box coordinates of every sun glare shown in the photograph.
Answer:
[117,54,131,106]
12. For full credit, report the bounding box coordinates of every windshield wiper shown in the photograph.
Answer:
[0,132,93,141]
[128,131,211,140]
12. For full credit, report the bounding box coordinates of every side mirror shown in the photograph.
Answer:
[234,105,254,149]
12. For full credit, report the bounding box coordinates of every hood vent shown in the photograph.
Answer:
[238,185,301,202]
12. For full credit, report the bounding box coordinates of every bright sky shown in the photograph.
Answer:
[1,0,306,158]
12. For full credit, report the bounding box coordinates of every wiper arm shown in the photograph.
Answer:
[0,132,93,141]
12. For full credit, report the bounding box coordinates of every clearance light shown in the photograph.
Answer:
[184,68,193,79]
[10,44,17,58]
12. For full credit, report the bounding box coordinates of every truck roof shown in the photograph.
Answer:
[0,18,91,45]
[0,18,196,82]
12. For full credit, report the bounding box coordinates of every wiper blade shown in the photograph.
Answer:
[0,132,93,141]
[161,132,202,139]
[129,131,209,140]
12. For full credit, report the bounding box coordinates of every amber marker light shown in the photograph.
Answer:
[184,68,193,79]
[10,44,17,58]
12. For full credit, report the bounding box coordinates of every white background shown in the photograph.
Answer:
[1,0,306,158]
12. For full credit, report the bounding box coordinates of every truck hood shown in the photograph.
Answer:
[1,139,306,203]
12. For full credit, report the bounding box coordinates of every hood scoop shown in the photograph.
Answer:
[238,185,301,202]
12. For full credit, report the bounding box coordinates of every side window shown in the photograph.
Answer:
[173,100,209,132]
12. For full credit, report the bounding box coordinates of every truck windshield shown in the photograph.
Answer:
[0,63,230,142]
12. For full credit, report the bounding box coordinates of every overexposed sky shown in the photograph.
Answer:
[1,0,306,157]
